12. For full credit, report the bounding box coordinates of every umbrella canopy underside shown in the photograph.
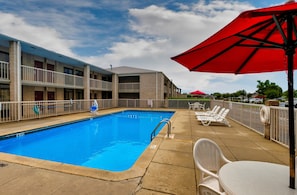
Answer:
[171,2,297,74]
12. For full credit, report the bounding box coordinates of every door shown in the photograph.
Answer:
[47,64,55,83]
[34,61,43,82]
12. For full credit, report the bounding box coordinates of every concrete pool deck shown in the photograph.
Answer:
[0,108,290,194]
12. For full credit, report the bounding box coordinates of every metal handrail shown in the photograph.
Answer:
[150,118,171,141]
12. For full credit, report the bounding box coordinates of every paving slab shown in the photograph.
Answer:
[140,162,196,195]
[0,108,292,194]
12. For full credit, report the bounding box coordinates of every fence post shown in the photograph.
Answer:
[264,123,270,140]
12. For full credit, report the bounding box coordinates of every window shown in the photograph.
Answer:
[64,67,73,75]
[75,70,83,76]
[0,51,9,62]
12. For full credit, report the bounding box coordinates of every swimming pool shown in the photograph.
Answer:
[0,110,174,172]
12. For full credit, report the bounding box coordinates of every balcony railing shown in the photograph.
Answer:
[21,65,84,88]
[0,61,9,81]
[21,65,113,90]
[90,78,112,91]
[118,83,140,93]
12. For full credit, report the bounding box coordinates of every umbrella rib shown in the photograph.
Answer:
[190,40,242,71]
[190,20,274,71]
[292,15,297,45]
[173,17,275,60]
[237,15,286,49]
[235,48,258,74]
[238,44,282,49]
[237,35,284,49]
[236,20,282,74]
[192,18,281,72]
[273,13,297,47]
[273,14,287,45]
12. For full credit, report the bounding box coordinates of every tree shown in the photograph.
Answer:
[233,90,247,97]
[283,90,297,99]
[212,92,222,99]
[256,80,282,99]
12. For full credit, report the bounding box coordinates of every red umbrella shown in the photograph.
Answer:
[172,1,297,188]
[190,90,206,95]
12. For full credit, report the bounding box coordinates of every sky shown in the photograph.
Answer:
[0,0,291,94]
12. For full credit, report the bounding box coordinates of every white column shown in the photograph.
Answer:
[84,65,90,100]
[9,41,22,120]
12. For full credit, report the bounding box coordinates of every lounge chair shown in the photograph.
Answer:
[197,108,230,127]
[197,107,225,120]
[195,105,220,116]
[193,138,231,194]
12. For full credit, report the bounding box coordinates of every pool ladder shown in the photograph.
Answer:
[150,118,172,141]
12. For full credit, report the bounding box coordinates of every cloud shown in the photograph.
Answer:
[86,1,264,93]
[0,0,289,94]
[0,12,76,56]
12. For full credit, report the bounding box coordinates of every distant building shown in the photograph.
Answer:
[109,66,181,101]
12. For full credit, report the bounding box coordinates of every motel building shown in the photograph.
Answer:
[0,33,180,122]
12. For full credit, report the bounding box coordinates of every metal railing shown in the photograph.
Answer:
[0,99,116,123]
[168,99,210,109]
[0,98,294,149]
[211,100,293,148]
[151,118,171,141]
[270,106,290,146]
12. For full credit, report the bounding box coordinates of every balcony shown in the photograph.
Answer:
[118,83,140,93]
[21,65,111,90]
[22,65,84,88]
[90,78,112,91]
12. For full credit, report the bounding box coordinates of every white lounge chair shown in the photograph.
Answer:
[196,107,225,120]
[195,105,220,116]
[193,138,231,194]
[197,108,230,127]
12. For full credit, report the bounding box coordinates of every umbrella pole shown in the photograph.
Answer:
[288,51,295,189]
[287,14,295,189]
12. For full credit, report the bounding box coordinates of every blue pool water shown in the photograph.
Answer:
[0,110,174,171]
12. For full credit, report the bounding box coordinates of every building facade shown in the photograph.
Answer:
[0,34,180,121]
[110,66,180,100]
[0,34,113,103]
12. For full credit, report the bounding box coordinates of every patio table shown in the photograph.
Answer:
[218,161,297,195]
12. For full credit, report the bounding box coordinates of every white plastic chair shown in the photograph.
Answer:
[200,103,206,111]
[188,102,194,110]
[192,102,202,110]
[193,138,231,193]
[198,184,226,195]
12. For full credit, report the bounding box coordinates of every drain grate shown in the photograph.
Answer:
[0,162,8,167]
